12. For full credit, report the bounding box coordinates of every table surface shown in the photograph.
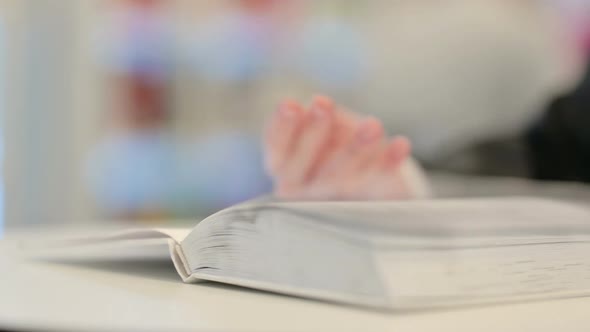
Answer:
[1,230,590,332]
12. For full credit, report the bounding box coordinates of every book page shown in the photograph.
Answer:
[206,197,590,253]
[375,240,590,308]
[26,227,192,262]
[244,197,590,238]
[150,228,192,242]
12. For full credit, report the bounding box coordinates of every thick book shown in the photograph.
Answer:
[49,197,590,310]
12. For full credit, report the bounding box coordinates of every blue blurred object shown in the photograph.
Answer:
[188,10,274,82]
[183,131,272,211]
[86,131,178,216]
[86,130,272,218]
[105,6,175,80]
[297,16,367,89]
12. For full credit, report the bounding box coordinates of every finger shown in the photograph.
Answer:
[278,95,336,187]
[348,117,386,171]
[382,136,411,171]
[304,117,383,200]
[363,136,412,199]
[264,99,305,175]
[337,118,388,199]
[312,116,381,179]
[276,103,366,200]
[304,95,357,180]
[306,102,360,176]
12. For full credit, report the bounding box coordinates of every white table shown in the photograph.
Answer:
[1,230,590,332]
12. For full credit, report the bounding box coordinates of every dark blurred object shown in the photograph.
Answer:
[526,61,590,183]
[425,137,529,178]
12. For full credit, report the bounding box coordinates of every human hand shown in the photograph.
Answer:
[264,96,430,200]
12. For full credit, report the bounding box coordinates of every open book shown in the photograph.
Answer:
[57,197,590,310]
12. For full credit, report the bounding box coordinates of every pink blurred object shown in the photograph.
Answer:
[577,23,590,57]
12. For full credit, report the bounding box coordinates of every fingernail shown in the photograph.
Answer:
[384,138,409,166]
[313,95,334,109]
[312,105,329,119]
[356,120,381,143]
[279,103,297,119]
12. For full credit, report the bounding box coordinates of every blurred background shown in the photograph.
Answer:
[1,0,590,233]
